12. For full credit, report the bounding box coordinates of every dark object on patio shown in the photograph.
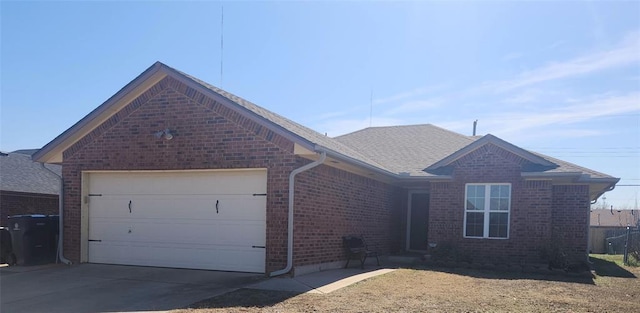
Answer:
[1,227,15,265]
[343,235,380,269]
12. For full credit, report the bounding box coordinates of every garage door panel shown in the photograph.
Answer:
[90,195,265,221]
[88,242,265,272]
[91,220,265,246]
[90,221,266,246]
[89,171,267,196]
[87,170,267,273]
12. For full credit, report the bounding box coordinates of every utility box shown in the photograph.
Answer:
[8,215,59,266]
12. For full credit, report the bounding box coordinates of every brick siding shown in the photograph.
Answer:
[551,185,590,261]
[293,165,403,270]
[0,191,59,226]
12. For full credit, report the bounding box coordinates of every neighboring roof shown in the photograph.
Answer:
[0,152,61,195]
[335,124,475,177]
[590,209,640,227]
[11,149,40,156]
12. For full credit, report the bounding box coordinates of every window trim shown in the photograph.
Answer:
[463,183,511,239]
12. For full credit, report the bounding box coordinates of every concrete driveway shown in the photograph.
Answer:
[0,263,264,313]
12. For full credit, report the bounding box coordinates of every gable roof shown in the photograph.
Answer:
[33,62,390,174]
[0,152,61,195]
[424,134,558,175]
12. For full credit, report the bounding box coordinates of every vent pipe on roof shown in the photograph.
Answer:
[473,120,478,136]
[269,151,326,277]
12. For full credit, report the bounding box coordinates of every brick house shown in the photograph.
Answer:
[1,150,61,226]
[34,62,619,275]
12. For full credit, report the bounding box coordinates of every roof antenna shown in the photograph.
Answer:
[369,89,373,127]
[220,5,224,87]
[472,119,478,136]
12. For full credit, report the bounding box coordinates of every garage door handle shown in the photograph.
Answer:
[89,239,102,242]
[128,200,132,213]
[252,245,265,249]
[216,200,219,214]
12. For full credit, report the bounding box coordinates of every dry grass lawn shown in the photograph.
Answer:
[176,255,640,313]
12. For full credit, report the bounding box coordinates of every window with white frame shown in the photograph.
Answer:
[464,183,511,239]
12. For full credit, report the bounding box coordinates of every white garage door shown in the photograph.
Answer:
[86,170,267,273]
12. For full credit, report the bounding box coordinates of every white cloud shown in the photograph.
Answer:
[502,89,541,104]
[373,84,446,105]
[433,91,640,141]
[482,32,640,93]
[483,92,640,137]
[384,99,441,115]
[503,52,524,61]
[315,108,360,121]
[315,117,404,137]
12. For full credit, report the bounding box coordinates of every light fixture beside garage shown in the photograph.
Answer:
[154,128,175,141]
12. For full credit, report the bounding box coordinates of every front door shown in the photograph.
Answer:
[407,192,429,251]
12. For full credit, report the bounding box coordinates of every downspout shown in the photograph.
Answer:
[270,151,326,277]
[41,163,72,265]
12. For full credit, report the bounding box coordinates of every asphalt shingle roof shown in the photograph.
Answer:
[529,152,613,179]
[335,124,476,176]
[336,124,616,179]
[0,152,61,195]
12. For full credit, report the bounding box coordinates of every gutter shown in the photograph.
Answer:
[269,151,326,277]
[40,163,72,265]
[315,145,396,177]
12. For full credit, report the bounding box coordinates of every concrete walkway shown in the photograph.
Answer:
[248,267,396,294]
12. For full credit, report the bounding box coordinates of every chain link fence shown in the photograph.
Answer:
[606,226,640,265]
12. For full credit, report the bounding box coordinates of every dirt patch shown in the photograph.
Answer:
[176,256,640,313]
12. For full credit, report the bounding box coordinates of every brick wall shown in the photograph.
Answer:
[0,191,59,226]
[427,144,561,264]
[551,185,590,261]
[60,75,402,273]
[293,165,403,269]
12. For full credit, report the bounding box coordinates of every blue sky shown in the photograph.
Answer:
[1,1,639,209]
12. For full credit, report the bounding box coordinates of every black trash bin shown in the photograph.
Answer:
[7,215,59,265]
[0,227,14,264]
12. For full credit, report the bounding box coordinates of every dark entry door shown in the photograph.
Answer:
[409,193,429,251]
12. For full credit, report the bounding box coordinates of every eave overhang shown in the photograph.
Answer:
[522,172,620,202]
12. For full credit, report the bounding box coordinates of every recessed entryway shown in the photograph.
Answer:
[406,192,429,251]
